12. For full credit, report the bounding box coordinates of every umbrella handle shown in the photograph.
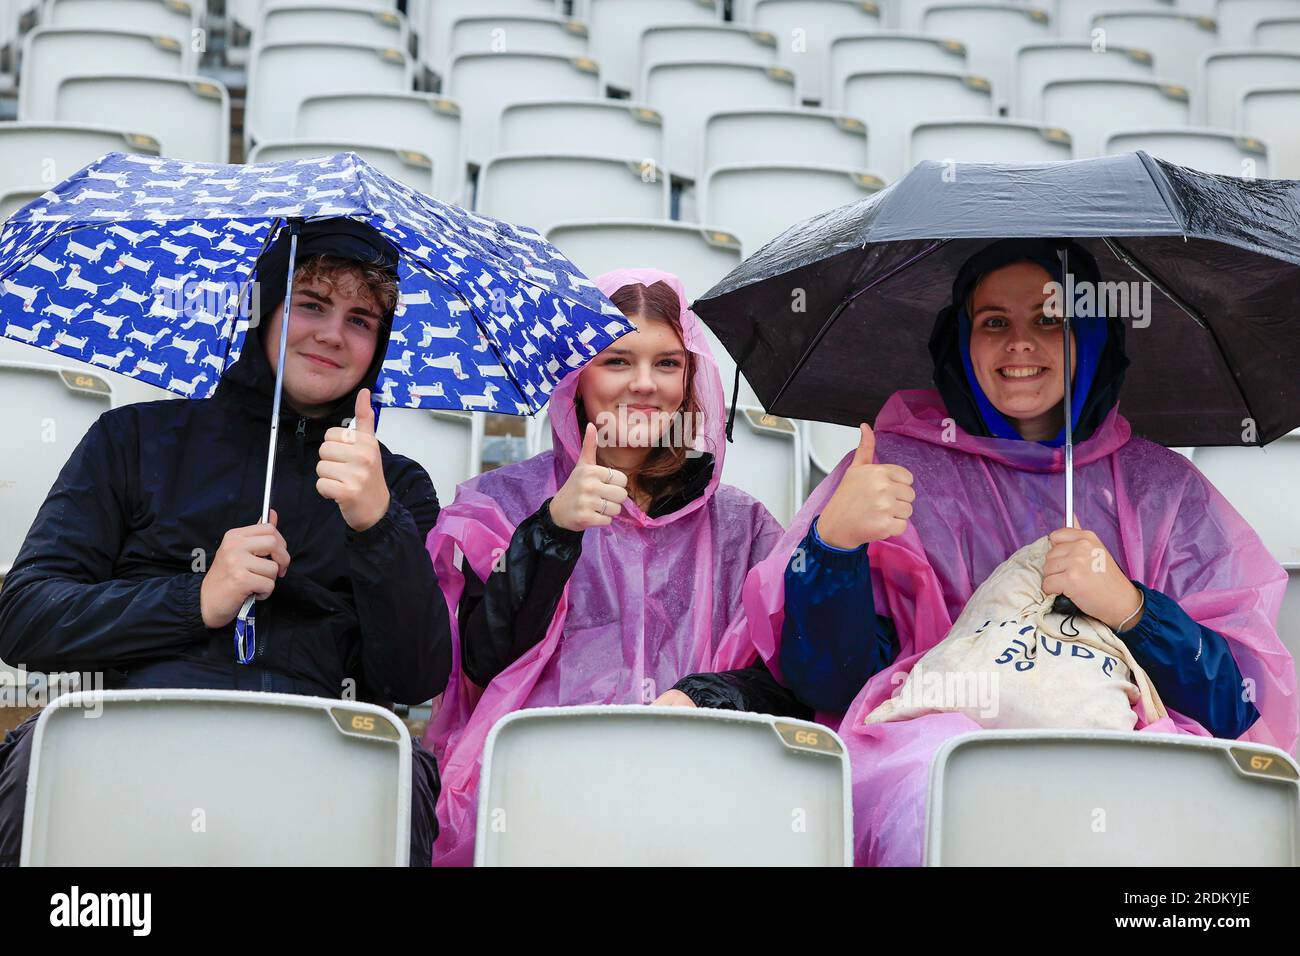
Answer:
[1050,594,1082,617]
[234,596,257,664]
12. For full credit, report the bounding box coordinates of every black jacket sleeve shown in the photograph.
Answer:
[0,412,209,673]
[346,456,453,705]
[459,497,583,687]
[673,658,813,719]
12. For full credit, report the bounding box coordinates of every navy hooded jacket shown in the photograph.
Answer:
[0,264,453,704]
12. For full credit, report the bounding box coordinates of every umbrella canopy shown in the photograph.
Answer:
[693,152,1300,448]
[0,151,632,415]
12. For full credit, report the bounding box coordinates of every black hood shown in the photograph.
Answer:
[928,237,1130,444]
[217,218,400,422]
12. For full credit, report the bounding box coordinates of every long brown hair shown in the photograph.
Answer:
[576,280,704,512]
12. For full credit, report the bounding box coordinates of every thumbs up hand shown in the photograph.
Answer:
[317,388,392,532]
[815,423,916,550]
[548,423,630,532]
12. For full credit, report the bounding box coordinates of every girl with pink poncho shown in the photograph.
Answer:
[736,239,1297,866]
[423,268,805,864]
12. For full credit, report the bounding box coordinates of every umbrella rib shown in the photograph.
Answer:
[225,217,284,358]
[0,220,97,284]
[768,239,950,413]
[1105,237,1261,443]
[1102,237,1208,330]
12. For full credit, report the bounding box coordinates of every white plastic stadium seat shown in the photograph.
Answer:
[18,27,185,121]
[546,219,742,303]
[1254,15,1300,47]
[843,69,995,179]
[1215,0,1300,46]
[496,100,665,169]
[702,108,868,170]
[1013,41,1154,118]
[1238,85,1300,177]
[1191,435,1300,567]
[0,121,160,206]
[21,690,412,865]
[1199,48,1300,127]
[419,0,558,77]
[897,0,1033,30]
[584,0,723,94]
[545,218,757,407]
[826,32,969,110]
[376,408,482,498]
[296,91,466,203]
[447,51,600,166]
[42,0,199,69]
[248,140,435,195]
[908,117,1074,165]
[920,3,1053,109]
[1040,76,1189,156]
[1053,0,1168,39]
[448,13,587,59]
[804,419,862,477]
[1103,127,1269,176]
[1088,10,1219,89]
[926,731,1300,865]
[477,706,851,865]
[721,407,807,525]
[645,60,801,183]
[477,154,671,235]
[54,74,230,164]
[0,362,112,575]
[640,22,778,80]
[751,0,886,103]
[257,2,406,52]
[245,40,412,149]
[700,162,884,255]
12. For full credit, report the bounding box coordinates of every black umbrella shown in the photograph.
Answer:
[693,152,1300,451]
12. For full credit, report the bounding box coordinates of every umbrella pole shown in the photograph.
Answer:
[235,218,303,663]
[1059,246,1074,528]
[1052,246,1081,618]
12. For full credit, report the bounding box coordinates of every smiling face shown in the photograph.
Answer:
[577,312,687,461]
[261,263,386,418]
[967,260,1077,441]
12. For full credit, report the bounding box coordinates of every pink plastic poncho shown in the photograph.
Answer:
[740,388,1297,866]
[423,268,783,864]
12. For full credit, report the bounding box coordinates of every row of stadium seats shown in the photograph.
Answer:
[20,689,1300,865]
[6,15,1298,182]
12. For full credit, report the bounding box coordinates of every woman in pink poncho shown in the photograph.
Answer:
[736,239,1297,866]
[423,267,804,864]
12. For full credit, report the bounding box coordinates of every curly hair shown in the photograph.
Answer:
[293,253,399,320]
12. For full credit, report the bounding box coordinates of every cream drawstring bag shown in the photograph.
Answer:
[867,536,1167,730]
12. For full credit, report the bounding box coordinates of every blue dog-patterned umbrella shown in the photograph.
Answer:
[0,151,633,412]
[0,150,635,662]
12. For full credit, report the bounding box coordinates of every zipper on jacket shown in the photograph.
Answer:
[294,417,307,459]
